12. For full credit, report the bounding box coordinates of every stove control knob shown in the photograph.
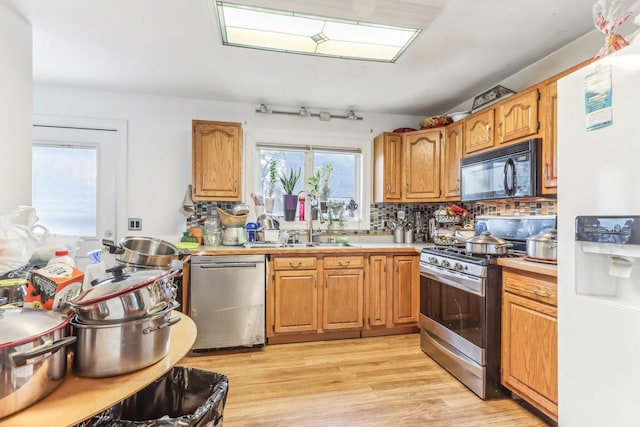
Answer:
[441,260,451,268]
[454,263,464,271]
[428,256,439,265]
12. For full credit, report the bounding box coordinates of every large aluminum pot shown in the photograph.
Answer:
[526,229,558,260]
[461,231,513,255]
[103,236,179,267]
[0,308,76,418]
[256,214,280,230]
[71,302,181,378]
[69,268,177,323]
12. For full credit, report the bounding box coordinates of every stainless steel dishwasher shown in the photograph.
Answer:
[190,254,266,352]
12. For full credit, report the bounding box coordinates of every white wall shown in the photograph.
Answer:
[0,3,32,214]
[447,28,621,114]
[33,85,422,241]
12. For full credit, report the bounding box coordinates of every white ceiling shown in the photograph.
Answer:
[6,0,599,116]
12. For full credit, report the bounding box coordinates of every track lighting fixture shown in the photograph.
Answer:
[255,104,363,121]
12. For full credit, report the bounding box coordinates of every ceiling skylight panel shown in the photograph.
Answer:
[215,1,423,62]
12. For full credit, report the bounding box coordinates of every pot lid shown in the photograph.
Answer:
[528,228,558,242]
[72,268,173,306]
[0,308,69,349]
[467,231,507,245]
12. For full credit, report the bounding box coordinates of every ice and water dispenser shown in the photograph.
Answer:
[575,216,640,307]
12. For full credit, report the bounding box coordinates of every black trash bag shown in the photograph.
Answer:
[78,367,228,427]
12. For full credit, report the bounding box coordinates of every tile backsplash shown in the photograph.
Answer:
[189,199,557,233]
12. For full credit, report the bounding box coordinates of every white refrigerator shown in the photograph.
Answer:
[558,41,640,425]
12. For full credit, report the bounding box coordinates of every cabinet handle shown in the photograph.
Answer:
[289,261,302,268]
[338,260,351,266]
[314,277,317,288]
[456,179,460,191]
[406,183,409,192]
[234,180,237,192]
[325,275,328,288]
[544,163,550,180]
[530,288,551,297]
[497,122,502,137]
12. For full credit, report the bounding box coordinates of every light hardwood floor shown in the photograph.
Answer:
[180,333,549,426]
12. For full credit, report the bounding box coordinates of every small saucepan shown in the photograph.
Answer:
[103,236,180,267]
[526,229,558,261]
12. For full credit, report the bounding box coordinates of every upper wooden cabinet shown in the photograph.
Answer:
[403,129,442,201]
[373,132,403,202]
[540,81,558,194]
[192,120,243,201]
[441,121,463,201]
[464,108,494,155]
[495,88,540,145]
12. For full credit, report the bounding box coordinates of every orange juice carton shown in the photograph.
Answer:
[25,263,84,311]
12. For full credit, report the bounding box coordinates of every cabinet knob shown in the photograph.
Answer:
[289,261,302,268]
[530,288,551,297]
[338,260,351,267]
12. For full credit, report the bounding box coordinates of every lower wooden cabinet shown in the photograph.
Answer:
[268,252,419,342]
[364,254,419,334]
[501,268,558,422]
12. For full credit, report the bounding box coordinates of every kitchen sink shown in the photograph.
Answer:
[284,242,357,248]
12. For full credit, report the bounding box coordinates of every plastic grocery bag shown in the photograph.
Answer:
[593,0,640,59]
[0,207,39,275]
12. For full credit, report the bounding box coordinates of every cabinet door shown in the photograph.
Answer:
[496,89,539,145]
[441,121,463,201]
[393,255,419,324]
[273,270,318,334]
[540,81,558,194]
[322,269,364,330]
[192,120,242,201]
[464,109,494,155]
[502,290,558,421]
[403,129,441,201]
[367,255,388,327]
[373,133,402,202]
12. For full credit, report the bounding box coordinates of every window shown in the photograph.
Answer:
[255,144,362,225]
[32,144,98,236]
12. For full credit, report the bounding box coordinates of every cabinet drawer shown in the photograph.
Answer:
[273,256,317,270]
[503,269,557,306]
[323,256,365,269]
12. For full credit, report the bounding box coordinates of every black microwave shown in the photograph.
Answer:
[460,138,542,202]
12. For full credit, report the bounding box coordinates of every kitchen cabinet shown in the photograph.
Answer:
[441,121,463,200]
[403,128,442,201]
[373,132,403,202]
[364,254,419,335]
[501,267,557,422]
[192,120,242,201]
[495,88,539,145]
[393,255,419,324]
[540,80,558,194]
[272,256,318,334]
[464,108,495,155]
[322,255,364,330]
[270,255,363,338]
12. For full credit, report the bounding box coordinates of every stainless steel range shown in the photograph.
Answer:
[419,215,556,399]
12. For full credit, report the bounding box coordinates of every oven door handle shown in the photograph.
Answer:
[422,328,483,379]
[420,264,483,296]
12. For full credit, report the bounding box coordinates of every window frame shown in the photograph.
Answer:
[245,130,371,232]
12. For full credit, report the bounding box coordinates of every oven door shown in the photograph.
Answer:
[419,262,485,366]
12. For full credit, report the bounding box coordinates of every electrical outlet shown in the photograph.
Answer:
[128,218,142,231]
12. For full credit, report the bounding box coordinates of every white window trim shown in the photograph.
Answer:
[244,130,371,232]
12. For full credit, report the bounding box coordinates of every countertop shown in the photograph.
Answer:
[2,312,197,427]
[190,242,433,256]
[497,257,558,277]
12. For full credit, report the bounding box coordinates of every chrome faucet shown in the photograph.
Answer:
[308,206,324,243]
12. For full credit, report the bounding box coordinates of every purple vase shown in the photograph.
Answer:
[283,195,298,221]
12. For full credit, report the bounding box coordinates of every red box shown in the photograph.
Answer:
[25,263,84,311]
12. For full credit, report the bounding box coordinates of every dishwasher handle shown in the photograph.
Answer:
[197,262,263,269]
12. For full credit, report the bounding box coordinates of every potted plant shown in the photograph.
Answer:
[264,159,277,213]
[307,164,333,218]
[279,167,301,221]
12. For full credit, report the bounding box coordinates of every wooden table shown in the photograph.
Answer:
[1,312,197,427]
